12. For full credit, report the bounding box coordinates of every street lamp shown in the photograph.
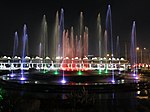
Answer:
[136,47,139,51]
[136,47,149,64]
[143,47,149,64]
[107,54,110,57]
[136,47,142,64]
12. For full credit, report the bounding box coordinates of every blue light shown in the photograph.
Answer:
[135,76,138,80]
[111,80,115,84]
[20,77,26,81]
[10,74,15,77]
[61,79,66,84]
[133,73,136,77]
[118,71,121,75]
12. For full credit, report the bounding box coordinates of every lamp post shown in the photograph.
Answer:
[143,47,149,64]
[136,47,142,64]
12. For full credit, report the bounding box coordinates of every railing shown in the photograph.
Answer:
[0,62,129,71]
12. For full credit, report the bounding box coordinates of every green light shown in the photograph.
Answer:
[54,70,59,75]
[0,88,5,101]
[98,69,102,74]
[42,70,48,74]
[0,95,3,101]
[78,71,82,75]
[104,69,108,74]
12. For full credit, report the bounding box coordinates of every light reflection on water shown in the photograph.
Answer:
[1,72,141,86]
[0,72,150,112]
[0,88,149,112]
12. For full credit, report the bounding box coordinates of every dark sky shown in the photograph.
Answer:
[0,0,150,57]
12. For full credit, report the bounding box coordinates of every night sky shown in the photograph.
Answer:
[0,0,150,57]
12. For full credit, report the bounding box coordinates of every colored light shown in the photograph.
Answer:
[105,69,108,74]
[61,79,66,84]
[0,95,3,101]
[111,80,115,83]
[78,71,82,75]
[21,70,24,75]
[133,73,136,77]
[98,69,102,74]
[54,70,59,75]
[135,76,138,79]
[42,70,48,74]
[20,77,26,81]
[0,89,4,101]
[10,73,15,77]
[118,71,121,75]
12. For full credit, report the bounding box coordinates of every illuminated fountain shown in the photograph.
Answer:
[40,15,48,59]
[53,11,88,59]
[13,32,19,58]
[52,9,89,73]
[52,11,59,58]
[103,30,108,74]
[97,12,102,68]
[116,36,121,74]
[7,6,128,75]
[57,10,89,83]
[116,36,120,58]
[10,32,19,77]
[130,21,138,79]
[60,9,66,83]
[39,42,42,58]
[20,24,28,80]
[0,5,136,87]
[105,5,115,83]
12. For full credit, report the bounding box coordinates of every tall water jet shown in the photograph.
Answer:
[79,12,83,58]
[106,5,114,83]
[53,11,59,58]
[83,27,88,69]
[106,5,113,56]
[75,35,78,57]
[130,21,137,76]
[21,24,28,80]
[11,31,19,76]
[62,29,69,58]
[80,12,83,37]
[79,35,82,58]
[97,13,102,74]
[41,15,48,59]
[83,26,88,57]
[116,36,120,58]
[13,32,19,58]
[39,43,42,57]
[61,29,67,84]
[66,30,69,57]
[104,30,108,57]
[116,36,121,74]
[97,13,102,58]
[26,36,29,56]
[59,8,66,84]
[22,24,28,60]
[62,30,66,57]
[125,42,128,60]
[103,30,108,73]
[70,26,75,58]
[59,8,64,57]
